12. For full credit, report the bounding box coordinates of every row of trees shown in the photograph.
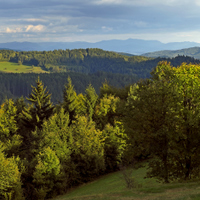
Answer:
[1,61,200,199]
[0,71,138,104]
[0,77,127,199]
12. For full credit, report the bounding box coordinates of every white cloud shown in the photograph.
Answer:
[25,25,45,32]
[6,27,14,33]
[5,27,23,33]
[0,0,200,43]
[24,18,47,22]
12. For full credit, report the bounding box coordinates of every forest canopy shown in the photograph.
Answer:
[1,62,200,199]
[0,48,200,104]
[0,48,199,76]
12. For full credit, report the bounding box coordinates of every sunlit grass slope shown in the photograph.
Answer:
[0,61,48,73]
[51,165,200,200]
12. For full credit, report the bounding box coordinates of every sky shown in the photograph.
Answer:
[1,0,200,43]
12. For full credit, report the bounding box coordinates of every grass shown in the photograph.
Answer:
[0,61,48,73]
[50,165,200,200]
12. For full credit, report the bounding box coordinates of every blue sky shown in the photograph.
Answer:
[1,0,200,43]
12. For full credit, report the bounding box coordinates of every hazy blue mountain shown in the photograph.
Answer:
[0,39,200,54]
[142,47,200,59]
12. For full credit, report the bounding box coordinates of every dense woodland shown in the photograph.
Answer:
[0,72,138,105]
[0,48,199,76]
[0,48,200,104]
[2,61,200,199]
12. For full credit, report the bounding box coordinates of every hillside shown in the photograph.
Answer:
[0,48,152,76]
[51,165,200,200]
[142,47,200,59]
[1,48,200,104]
[1,48,200,78]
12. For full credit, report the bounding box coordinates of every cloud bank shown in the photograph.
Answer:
[0,0,200,43]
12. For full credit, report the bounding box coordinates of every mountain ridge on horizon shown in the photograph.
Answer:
[0,39,200,55]
[142,46,200,59]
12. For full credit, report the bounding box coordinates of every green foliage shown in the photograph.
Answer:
[1,49,198,79]
[0,99,21,157]
[33,147,60,199]
[39,108,72,165]
[102,122,127,172]
[0,99,18,139]
[169,63,200,180]
[0,143,24,200]
[125,61,200,182]
[21,77,54,131]
[84,84,98,121]
[0,71,138,104]
[5,59,200,199]
[126,62,179,182]
[70,116,105,182]
[99,82,130,100]
[63,77,78,124]
[95,94,120,130]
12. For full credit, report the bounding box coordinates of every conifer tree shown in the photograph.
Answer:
[84,84,98,121]
[21,77,54,131]
[19,78,54,198]
[63,76,77,124]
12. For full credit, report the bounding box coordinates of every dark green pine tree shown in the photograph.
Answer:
[19,78,54,198]
[84,84,98,121]
[63,76,78,125]
[21,77,54,131]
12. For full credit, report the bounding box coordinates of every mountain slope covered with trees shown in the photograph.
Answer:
[2,62,200,199]
[0,48,200,104]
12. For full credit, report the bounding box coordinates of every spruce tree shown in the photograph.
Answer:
[21,77,54,131]
[63,76,77,124]
[84,84,98,121]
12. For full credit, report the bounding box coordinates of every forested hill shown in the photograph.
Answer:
[142,47,200,59]
[0,48,151,76]
[1,48,200,104]
[1,48,200,77]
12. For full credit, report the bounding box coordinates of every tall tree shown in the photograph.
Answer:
[170,63,200,180]
[19,77,54,168]
[63,76,78,124]
[21,77,54,131]
[126,62,178,182]
[70,116,105,183]
[84,84,98,121]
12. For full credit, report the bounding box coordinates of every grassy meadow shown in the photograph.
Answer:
[51,165,200,200]
[0,61,48,73]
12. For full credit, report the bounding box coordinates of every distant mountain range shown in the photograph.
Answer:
[1,39,200,55]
